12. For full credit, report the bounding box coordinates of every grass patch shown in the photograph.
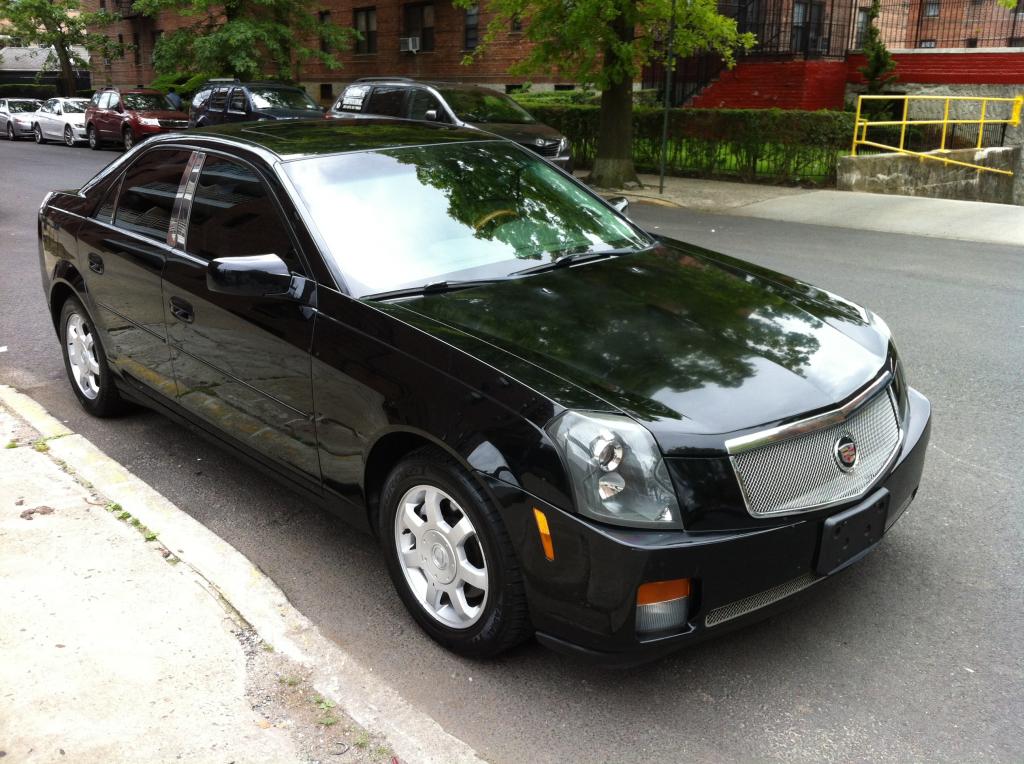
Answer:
[353,731,371,750]
[5,440,17,449]
[32,440,49,453]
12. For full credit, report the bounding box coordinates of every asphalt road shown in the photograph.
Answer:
[2,138,1022,762]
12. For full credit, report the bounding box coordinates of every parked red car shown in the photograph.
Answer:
[85,87,189,151]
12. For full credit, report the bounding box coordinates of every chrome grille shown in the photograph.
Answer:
[705,573,819,628]
[729,387,901,516]
[158,119,188,129]
[525,141,559,158]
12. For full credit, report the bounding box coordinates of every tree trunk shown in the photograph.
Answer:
[55,37,77,98]
[588,15,639,189]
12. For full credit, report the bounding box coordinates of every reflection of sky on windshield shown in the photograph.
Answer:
[287,152,521,292]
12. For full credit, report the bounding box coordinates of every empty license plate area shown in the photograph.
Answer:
[816,490,889,576]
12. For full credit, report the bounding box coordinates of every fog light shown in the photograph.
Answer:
[636,578,690,636]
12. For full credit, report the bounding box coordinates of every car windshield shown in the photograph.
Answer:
[285,141,649,297]
[437,89,536,124]
[122,93,170,111]
[9,101,38,113]
[249,88,320,111]
[62,100,88,113]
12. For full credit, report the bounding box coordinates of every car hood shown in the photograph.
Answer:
[468,121,562,144]
[62,113,86,125]
[136,109,189,120]
[390,241,889,453]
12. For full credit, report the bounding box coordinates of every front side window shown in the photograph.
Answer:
[354,7,378,53]
[228,88,248,112]
[408,89,444,120]
[113,149,191,241]
[186,156,296,267]
[403,3,435,51]
[208,88,229,111]
[248,88,320,111]
[284,141,648,296]
[437,88,535,124]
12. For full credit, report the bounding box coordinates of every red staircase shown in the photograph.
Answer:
[689,60,848,111]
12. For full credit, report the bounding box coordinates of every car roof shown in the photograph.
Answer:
[98,87,164,95]
[200,80,305,90]
[177,118,494,160]
[352,79,499,93]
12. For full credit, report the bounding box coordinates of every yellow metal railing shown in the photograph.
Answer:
[851,94,1024,176]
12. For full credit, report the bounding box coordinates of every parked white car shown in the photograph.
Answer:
[0,98,42,140]
[32,97,91,146]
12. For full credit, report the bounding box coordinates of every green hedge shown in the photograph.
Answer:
[525,105,855,185]
[0,84,57,99]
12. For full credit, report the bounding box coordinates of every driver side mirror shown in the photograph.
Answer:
[608,196,630,215]
[424,109,439,122]
[207,254,302,299]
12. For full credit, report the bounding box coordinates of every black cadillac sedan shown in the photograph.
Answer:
[38,120,931,662]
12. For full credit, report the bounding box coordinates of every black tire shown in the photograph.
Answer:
[379,447,531,658]
[5,123,14,141]
[33,124,45,144]
[88,125,101,150]
[122,127,134,151]
[63,125,76,147]
[57,296,125,417]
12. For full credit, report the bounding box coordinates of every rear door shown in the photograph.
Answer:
[204,87,229,125]
[364,86,408,118]
[225,88,250,123]
[162,152,320,483]
[75,148,191,397]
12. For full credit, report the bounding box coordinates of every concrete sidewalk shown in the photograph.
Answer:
[600,173,1024,247]
[0,387,482,764]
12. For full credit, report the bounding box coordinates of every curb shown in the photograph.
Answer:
[0,385,485,764]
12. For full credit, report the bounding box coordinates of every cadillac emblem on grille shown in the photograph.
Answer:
[834,435,858,472]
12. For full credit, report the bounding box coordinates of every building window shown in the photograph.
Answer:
[117,33,124,59]
[554,84,575,91]
[133,32,140,65]
[504,84,524,93]
[403,3,435,52]
[918,38,936,47]
[318,10,332,53]
[965,37,978,47]
[319,83,333,101]
[150,30,162,63]
[464,4,479,50]
[510,14,523,32]
[354,7,377,54]
[923,0,939,17]
[855,7,869,48]
[1010,36,1024,46]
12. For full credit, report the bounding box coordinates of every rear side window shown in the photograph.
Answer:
[186,156,297,268]
[338,84,370,112]
[365,86,406,117]
[113,150,191,241]
[228,89,248,112]
[208,88,229,111]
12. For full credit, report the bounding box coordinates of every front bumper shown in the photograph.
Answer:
[10,121,34,137]
[487,388,931,664]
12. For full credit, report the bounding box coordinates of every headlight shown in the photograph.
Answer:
[546,411,682,529]
[868,310,909,420]
[137,117,160,126]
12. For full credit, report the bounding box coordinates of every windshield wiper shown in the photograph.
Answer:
[364,279,502,301]
[510,246,649,277]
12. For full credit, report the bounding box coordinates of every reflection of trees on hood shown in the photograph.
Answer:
[408,247,832,420]
[390,143,619,262]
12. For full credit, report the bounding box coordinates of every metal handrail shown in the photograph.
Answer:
[850,94,1023,176]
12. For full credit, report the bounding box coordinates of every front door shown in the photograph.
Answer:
[162,152,320,484]
[75,148,190,397]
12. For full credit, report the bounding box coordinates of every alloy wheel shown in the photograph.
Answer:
[64,125,75,147]
[393,484,489,629]
[123,128,134,150]
[64,311,101,400]
[6,123,13,141]
[34,124,43,144]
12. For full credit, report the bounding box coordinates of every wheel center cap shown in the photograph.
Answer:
[421,529,456,585]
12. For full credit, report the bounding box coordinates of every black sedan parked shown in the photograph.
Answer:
[38,120,930,662]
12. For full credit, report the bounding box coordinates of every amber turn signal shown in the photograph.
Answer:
[636,578,691,636]
[532,508,555,561]
[637,578,690,606]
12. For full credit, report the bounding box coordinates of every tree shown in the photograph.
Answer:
[857,0,896,96]
[0,0,125,96]
[459,0,754,188]
[132,0,355,81]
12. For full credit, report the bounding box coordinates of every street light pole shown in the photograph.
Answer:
[659,0,678,195]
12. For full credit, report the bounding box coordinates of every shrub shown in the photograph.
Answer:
[148,71,216,99]
[0,84,57,99]
[525,105,855,185]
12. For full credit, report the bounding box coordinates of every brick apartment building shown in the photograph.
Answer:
[83,0,573,101]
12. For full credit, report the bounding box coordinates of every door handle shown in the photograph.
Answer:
[87,253,104,274]
[169,296,194,323]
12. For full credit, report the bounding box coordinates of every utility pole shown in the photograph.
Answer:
[659,0,677,195]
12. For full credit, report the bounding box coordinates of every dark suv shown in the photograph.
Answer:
[85,88,189,151]
[326,78,572,171]
[189,80,323,127]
